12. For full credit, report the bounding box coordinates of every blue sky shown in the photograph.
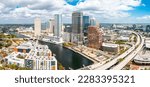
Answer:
[65,0,86,6]
[129,0,150,16]
[0,0,149,24]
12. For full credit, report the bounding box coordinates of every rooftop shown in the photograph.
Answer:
[6,40,56,61]
[5,52,25,63]
[102,43,119,48]
[145,39,150,48]
[17,41,34,49]
[117,36,129,41]
[134,48,150,62]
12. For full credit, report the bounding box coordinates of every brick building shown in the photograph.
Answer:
[88,26,103,49]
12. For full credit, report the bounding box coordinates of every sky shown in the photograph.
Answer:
[0,0,150,24]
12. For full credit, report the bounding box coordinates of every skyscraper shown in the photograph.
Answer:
[83,16,90,36]
[34,18,41,37]
[88,26,103,50]
[49,19,55,34]
[71,11,83,44]
[54,14,62,37]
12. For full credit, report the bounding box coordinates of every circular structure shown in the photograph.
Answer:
[134,55,150,65]
[133,47,150,65]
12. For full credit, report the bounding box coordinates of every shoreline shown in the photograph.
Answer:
[64,46,98,64]
[39,40,94,69]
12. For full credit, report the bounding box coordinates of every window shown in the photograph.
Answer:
[51,61,55,66]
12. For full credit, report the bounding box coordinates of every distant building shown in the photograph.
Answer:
[41,20,54,34]
[117,36,129,41]
[48,19,55,34]
[34,18,41,37]
[71,11,83,44]
[103,34,117,41]
[64,24,72,33]
[145,39,150,49]
[41,22,47,30]
[132,24,136,30]
[63,32,71,42]
[119,30,132,37]
[146,25,150,32]
[102,43,120,53]
[87,26,103,49]
[90,18,99,27]
[54,14,62,37]
[83,16,90,36]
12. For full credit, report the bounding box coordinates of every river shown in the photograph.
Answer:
[39,41,94,70]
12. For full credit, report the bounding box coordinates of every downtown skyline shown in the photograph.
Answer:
[0,0,150,24]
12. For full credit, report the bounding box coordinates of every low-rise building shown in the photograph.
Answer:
[102,43,120,53]
[145,39,150,49]
[117,36,129,41]
[42,36,63,44]
[119,30,132,37]
[5,41,57,70]
[5,52,26,67]
[103,34,117,41]
[16,41,34,53]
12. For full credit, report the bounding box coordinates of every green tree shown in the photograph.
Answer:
[117,58,124,63]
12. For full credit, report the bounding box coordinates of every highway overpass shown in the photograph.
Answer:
[111,34,144,70]
[92,32,142,70]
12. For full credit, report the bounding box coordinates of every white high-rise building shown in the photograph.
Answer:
[54,14,62,37]
[34,18,41,37]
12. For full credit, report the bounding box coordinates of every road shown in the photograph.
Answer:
[111,34,144,70]
[92,32,142,70]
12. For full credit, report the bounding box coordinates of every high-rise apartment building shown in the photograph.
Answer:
[88,26,103,49]
[34,18,41,37]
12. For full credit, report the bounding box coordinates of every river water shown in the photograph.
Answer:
[39,41,94,70]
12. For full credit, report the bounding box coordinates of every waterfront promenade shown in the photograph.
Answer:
[65,45,114,69]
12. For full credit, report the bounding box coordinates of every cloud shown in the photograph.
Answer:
[75,0,141,18]
[142,4,146,7]
[137,15,150,20]
[0,0,143,23]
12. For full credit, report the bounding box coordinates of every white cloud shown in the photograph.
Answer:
[0,0,143,23]
[137,15,150,20]
[142,4,146,7]
[75,0,141,18]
